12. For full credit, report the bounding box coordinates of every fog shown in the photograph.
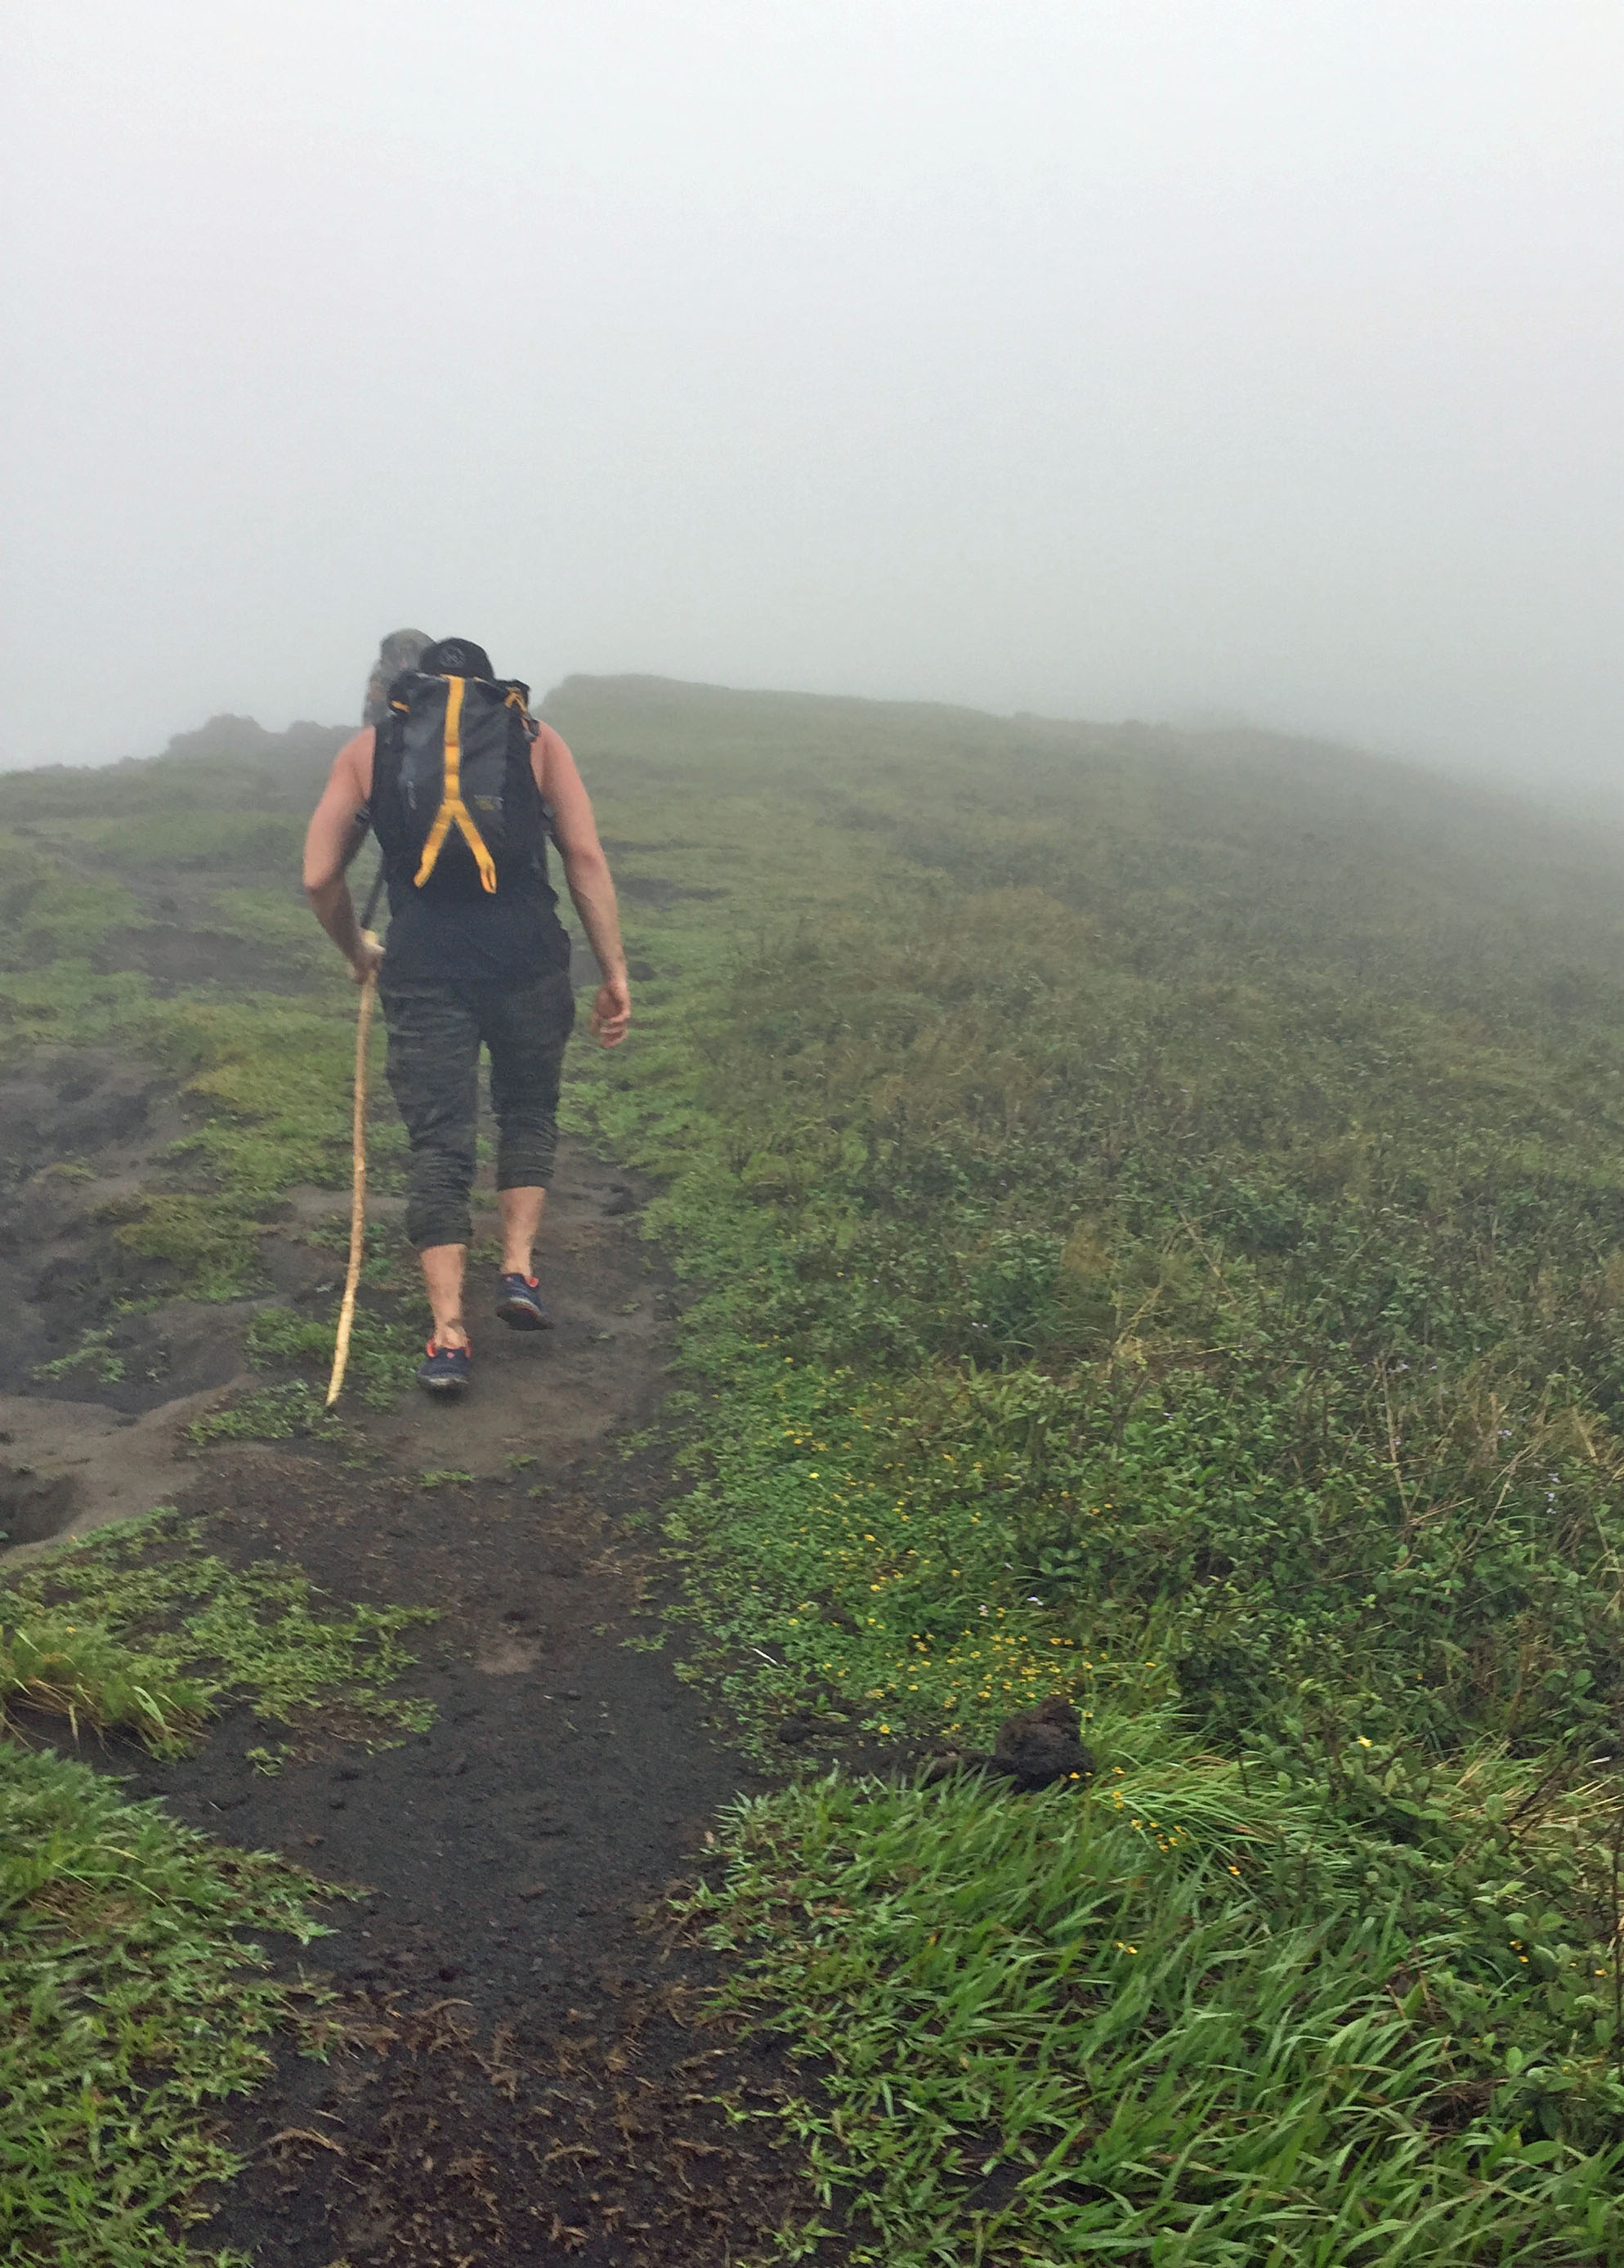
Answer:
[3,2,1620,783]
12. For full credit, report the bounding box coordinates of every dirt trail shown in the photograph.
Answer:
[7,1098,848,2263]
[0,1051,256,1549]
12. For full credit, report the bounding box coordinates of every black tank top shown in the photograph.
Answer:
[378,860,571,986]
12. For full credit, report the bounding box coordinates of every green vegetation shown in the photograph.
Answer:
[691,1764,1624,2265]
[543,678,1624,2258]
[185,1380,343,1445]
[13,682,1624,2253]
[182,1309,423,1443]
[0,716,391,1304]
[0,720,427,2264]
[0,1505,432,2262]
[0,1744,330,2268]
[34,1323,127,1385]
[0,1511,434,1754]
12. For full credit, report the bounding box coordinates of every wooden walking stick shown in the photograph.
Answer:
[326,862,388,1408]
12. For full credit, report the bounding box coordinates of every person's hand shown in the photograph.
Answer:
[591,974,632,1048]
[350,935,385,986]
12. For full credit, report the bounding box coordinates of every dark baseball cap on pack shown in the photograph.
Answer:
[420,637,494,678]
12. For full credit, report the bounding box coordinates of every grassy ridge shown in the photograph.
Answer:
[560,681,1624,1760]
[11,682,1624,2254]
[549,680,1624,2258]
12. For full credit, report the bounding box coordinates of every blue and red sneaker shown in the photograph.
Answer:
[416,1339,472,1393]
[495,1273,553,1331]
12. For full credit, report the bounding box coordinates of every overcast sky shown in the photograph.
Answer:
[2,2,1620,780]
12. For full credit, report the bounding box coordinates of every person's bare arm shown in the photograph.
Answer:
[534,725,630,1047]
[302,731,383,982]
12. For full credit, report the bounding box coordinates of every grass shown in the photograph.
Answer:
[0,722,432,2266]
[0,1510,436,1756]
[0,722,396,1305]
[34,1323,128,1385]
[0,1505,433,2261]
[16,678,1624,2253]
[541,678,1624,2257]
[0,1743,333,2268]
[688,1761,1624,2264]
[181,1307,425,1445]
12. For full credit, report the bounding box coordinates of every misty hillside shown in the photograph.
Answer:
[10,678,1621,1002]
[0,714,351,819]
[11,677,1624,2261]
[546,675,1624,1013]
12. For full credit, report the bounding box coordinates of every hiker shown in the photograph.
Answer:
[302,635,631,1393]
[362,628,432,726]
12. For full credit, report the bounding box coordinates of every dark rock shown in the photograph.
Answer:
[776,1716,812,1746]
[992,1694,1096,1791]
[922,1697,1094,1792]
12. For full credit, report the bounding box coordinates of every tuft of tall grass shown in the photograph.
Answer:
[691,1768,1624,2265]
[0,1512,435,1756]
[0,1616,208,1749]
[0,1742,332,2267]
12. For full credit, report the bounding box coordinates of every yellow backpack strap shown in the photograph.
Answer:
[413,677,499,893]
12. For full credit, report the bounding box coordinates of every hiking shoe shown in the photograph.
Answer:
[416,1340,472,1393]
[495,1273,553,1331]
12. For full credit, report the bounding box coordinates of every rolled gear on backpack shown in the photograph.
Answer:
[362,628,433,726]
[369,667,546,903]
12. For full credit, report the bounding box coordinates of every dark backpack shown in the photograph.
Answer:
[370,671,546,902]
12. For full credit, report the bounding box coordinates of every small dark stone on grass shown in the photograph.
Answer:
[994,1694,1096,1790]
[923,1694,1096,1793]
[776,1716,812,1746]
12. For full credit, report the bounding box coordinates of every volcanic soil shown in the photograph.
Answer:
[3,1066,852,2264]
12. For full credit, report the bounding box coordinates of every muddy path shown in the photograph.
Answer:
[4,1067,850,2263]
